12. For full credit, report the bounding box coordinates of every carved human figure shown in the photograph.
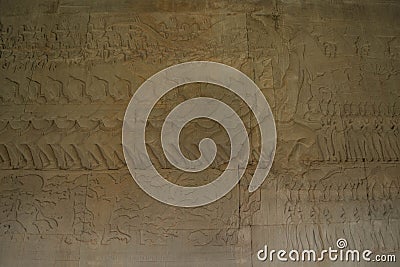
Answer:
[363,118,378,161]
[381,116,398,161]
[331,116,346,162]
[250,16,321,167]
[371,117,385,161]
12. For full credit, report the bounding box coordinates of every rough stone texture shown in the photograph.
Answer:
[0,0,399,266]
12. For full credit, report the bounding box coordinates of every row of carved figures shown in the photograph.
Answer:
[0,75,135,103]
[1,19,207,49]
[316,116,399,162]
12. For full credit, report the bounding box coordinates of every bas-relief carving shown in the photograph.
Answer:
[0,0,399,266]
[248,10,400,168]
[247,2,400,266]
[0,13,247,72]
[279,165,399,249]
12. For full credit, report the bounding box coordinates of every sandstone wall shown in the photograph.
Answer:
[0,1,399,266]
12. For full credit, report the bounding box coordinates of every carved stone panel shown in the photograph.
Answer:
[0,0,399,266]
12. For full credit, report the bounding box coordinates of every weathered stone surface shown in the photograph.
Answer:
[0,0,399,266]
